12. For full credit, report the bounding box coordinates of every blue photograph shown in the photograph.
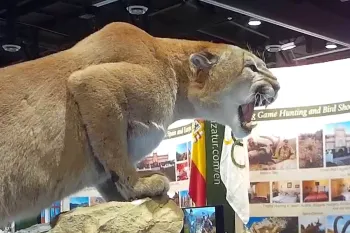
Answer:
[183,207,216,233]
[246,217,267,229]
[40,210,45,223]
[180,190,192,207]
[327,215,350,233]
[69,197,89,210]
[49,201,61,220]
[176,142,188,162]
[324,121,350,167]
[324,121,350,135]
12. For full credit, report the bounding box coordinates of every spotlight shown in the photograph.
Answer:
[248,18,261,26]
[2,44,21,53]
[281,42,296,51]
[325,42,337,49]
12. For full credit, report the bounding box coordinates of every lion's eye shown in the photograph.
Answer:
[248,64,259,72]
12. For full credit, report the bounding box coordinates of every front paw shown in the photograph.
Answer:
[133,174,170,199]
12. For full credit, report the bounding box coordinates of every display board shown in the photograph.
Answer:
[136,119,194,208]
[236,58,350,233]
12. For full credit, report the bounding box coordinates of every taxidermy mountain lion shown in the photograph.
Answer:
[0,22,279,223]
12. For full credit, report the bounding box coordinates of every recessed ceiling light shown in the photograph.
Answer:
[248,18,261,26]
[265,44,282,53]
[227,17,232,20]
[2,44,21,52]
[325,42,337,49]
[281,42,296,51]
[126,5,148,15]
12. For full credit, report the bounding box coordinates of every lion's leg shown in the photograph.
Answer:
[96,178,127,201]
[67,64,169,201]
[91,155,127,202]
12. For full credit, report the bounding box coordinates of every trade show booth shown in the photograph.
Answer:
[19,58,349,233]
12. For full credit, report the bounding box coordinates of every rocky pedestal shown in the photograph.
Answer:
[47,198,183,233]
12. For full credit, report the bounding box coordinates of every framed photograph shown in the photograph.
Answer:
[295,184,300,188]
[287,182,292,188]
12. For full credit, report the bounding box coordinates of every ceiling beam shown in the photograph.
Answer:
[199,0,350,47]
[227,20,269,39]
[0,18,69,37]
[293,47,350,61]
[0,0,59,16]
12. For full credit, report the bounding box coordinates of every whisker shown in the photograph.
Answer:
[259,94,264,106]
[243,93,255,104]
[263,95,272,105]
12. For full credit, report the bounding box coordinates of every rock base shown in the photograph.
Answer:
[48,198,183,233]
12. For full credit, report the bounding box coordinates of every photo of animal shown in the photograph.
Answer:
[246,217,298,233]
[327,215,350,233]
[300,216,326,233]
[247,135,297,171]
[0,21,279,224]
[298,130,323,169]
[167,191,180,206]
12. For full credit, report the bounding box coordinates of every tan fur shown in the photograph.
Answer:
[0,22,279,223]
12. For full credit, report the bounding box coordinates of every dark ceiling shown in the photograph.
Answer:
[0,0,350,68]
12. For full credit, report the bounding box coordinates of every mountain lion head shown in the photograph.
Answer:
[188,45,280,138]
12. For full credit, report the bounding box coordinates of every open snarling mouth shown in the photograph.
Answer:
[238,86,277,133]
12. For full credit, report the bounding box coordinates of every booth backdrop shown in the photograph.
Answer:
[230,58,350,233]
[25,58,350,233]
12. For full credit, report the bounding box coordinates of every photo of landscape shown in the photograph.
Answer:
[69,197,89,210]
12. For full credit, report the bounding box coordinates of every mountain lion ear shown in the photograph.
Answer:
[190,51,219,70]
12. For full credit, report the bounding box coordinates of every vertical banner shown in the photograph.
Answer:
[205,120,236,233]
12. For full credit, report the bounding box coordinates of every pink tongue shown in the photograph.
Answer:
[242,102,254,122]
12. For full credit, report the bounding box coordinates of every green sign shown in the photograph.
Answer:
[205,121,235,233]
[253,100,350,121]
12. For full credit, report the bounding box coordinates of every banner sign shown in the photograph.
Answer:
[165,123,193,139]
[253,101,350,121]
[205,121,235,233]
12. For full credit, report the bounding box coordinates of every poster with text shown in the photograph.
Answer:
[135,120,194,196]
[235,58,350,233]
